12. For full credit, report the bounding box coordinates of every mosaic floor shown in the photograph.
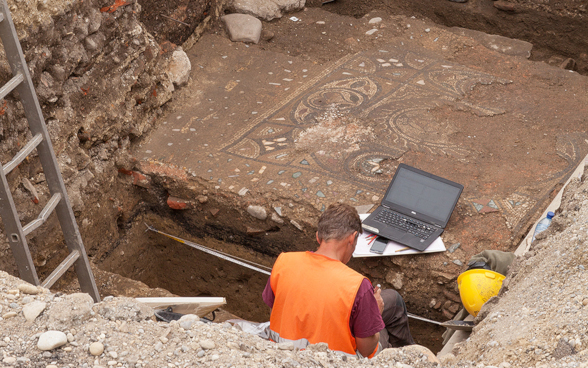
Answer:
[138,34,587,241]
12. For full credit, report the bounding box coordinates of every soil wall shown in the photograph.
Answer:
[0,0,224,279]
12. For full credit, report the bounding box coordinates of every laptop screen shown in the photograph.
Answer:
[384,166,462,224]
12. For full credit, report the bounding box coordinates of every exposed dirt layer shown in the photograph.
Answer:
[319,0,588,74]
[137,0,211,44]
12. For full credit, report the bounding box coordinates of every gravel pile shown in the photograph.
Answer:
[441,171,588,368]
[0,273,438,367]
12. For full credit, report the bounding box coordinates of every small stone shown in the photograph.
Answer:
[200,339,216,350]
[238,187,249,196]
[452,260,463,266]
[67,333,74,342]
[290,220,303,231]
[23,301,46,322]
[271,213,284,224]
[37,331,68,351]
[197,350,205,357]
[18,283,40,295]
[366,29,378,35]
[2,311,17,319]
[493,1,517,11]
[3,357,16,364]
[108,351,118,358]
[211,354,220,360]
[197,195,208,204]
[448,243,461,253]
[247,227,264,236]
[179,314,200,330]
[368,17,382,24]
[278,342,295,350]
[89,341,104,356]
[46,365,58,368]
[560,58,577,70]
[274,206,282,216]
[210,208,220,217]
[247,205,267,220]
[260,29,275,41]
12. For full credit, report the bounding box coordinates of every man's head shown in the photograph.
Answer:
[317,203,363,243]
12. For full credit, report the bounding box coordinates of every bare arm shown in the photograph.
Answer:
[356,332,380,357]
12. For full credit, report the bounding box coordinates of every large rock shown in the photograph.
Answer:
[168,48,191,86]
[43,293,94,330]
[95,297,153,322]
[23,301,47,322]
[37,331,68,351]
[222,14,263,44]
[247,205,267,220]
[228,0,305,21]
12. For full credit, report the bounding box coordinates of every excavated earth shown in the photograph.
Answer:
[0,0,588,366]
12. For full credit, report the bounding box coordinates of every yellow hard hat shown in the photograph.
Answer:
[457,269,505,317]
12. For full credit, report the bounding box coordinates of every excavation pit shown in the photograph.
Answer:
[89,208,448,353]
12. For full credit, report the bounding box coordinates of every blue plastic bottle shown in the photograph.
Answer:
[532,211,555,243]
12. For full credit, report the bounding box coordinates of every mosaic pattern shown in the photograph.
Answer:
[222,46,509,191]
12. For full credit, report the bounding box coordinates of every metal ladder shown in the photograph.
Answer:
[0,0,100,302]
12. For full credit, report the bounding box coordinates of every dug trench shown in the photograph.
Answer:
[71,174,448,352]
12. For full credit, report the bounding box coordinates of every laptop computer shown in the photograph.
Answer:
[362,164,464,251]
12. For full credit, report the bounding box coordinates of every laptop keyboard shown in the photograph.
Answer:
[374,209,435,239]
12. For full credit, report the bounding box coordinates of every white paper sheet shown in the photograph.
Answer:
[353,214,446,258]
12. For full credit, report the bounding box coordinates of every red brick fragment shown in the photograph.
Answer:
[167,196,190,210]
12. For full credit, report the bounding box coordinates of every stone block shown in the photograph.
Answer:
[168,48,191,86]
[228,0,305,21]
[222,14,262,44]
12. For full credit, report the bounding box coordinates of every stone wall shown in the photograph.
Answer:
[0,0,219,276]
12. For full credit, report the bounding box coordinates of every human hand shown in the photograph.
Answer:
[374,285,384,314]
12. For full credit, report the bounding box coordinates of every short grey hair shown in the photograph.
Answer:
[317,203,362,242]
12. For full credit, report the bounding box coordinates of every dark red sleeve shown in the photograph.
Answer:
[349,278,385,338]
[262,276,275,308]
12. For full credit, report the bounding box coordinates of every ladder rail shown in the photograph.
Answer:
[0,0,100,302]
[0,171,39,285]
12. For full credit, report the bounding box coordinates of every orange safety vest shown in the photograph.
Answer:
[269,251,378,358]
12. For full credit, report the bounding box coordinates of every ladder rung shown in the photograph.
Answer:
[22,193,62,235]
[0,73,24,101]
[3,133,43,175]
[41,250,80,289]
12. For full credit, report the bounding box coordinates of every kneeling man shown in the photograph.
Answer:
[262,203,414,358]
